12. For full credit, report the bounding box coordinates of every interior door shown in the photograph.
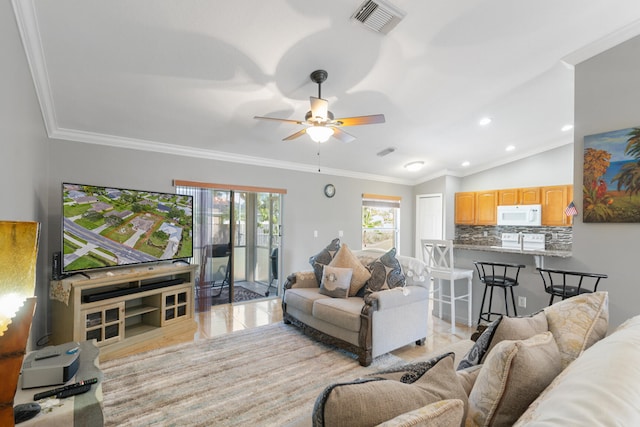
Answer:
[415,194,443,258]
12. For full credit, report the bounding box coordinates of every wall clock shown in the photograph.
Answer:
[324,184,336,198]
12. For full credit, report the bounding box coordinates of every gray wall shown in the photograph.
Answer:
[571,34,640,328]
[1,1,50,347]
[46,139,414,294]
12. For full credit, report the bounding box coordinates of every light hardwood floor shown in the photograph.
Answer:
[106,298,475,362]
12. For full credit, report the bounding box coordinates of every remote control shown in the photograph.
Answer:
[33,378,98,401]
[56,383,91,398]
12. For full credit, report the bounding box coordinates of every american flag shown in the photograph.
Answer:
[564,201,578,216]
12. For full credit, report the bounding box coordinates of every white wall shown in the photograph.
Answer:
[1,1,50,346]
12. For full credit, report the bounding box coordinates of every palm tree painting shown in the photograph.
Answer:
[583,126,640,222]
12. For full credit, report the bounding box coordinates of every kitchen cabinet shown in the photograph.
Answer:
[541,185,573,226]
[476,190,498,225]
[455,192,475,224]
[498,187,541,205]
[455,190,497,225]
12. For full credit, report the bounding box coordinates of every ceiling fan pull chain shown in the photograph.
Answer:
[317,142,321,172]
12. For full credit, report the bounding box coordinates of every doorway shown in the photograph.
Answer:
[175,184,283,309]
[415,193,444,257]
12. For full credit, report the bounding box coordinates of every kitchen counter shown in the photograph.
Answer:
[454,243,572,258]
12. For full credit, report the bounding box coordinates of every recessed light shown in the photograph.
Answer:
[461,161,470,167]
[561,124,574,132]
[404,161,424,172]
[479,117,492,126]
[506,145,515,152]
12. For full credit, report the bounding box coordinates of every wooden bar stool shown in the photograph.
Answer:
[474,261,525,324]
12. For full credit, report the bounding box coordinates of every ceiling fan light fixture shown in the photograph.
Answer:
[307,126,334,143]
[404,161,424,172]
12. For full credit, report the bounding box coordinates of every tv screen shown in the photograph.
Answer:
[62,183,193,273]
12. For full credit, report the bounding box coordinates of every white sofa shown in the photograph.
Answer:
[282,246,431,366]
[312,291,640,426]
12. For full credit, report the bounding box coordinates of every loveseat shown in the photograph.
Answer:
[282,240,431,366]
[312,291,640,426]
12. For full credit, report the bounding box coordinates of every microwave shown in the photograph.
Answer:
[497,204,542,226]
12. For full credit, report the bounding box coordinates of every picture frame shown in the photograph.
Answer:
[583,126,640,222]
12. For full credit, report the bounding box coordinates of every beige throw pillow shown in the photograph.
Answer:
[467,332,562,427]
[481,310,548,363]
[543,291,608,368]
[376,399,465,427]
[314,353,467,427]
[328,243,371,296]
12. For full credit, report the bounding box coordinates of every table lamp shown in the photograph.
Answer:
[0,221,40,427]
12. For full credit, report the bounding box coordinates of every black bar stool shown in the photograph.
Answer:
[474,261,525,324]
[537,268,608,305]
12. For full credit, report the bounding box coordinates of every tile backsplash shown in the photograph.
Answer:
[455,225,572,251]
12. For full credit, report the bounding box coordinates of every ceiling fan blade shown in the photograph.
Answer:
[254,116,303,125]
[310,97,329,121]
[333,114,386,127]
[282,128,308,141]
[332,127,356,143]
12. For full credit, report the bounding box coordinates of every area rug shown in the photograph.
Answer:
[101,322,404,426]
[209,285,266,305]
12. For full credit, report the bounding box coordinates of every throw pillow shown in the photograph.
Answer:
[309,238,341,286]
[467,332,562,427]
[481,310,548,363]
[313,353,468,427]
[319,265,353,298]
[328,243,371,296]
[365,247,405,294]
[376,399,465,427]
[543,291,608,368]
[457,317,502,370]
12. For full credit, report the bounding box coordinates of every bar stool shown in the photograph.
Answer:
[421,239,473,333]
[474,261,525,324]
[537,267,608,305]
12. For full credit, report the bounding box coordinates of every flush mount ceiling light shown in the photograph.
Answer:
[479,117,492,126]
[506,145,515,151]
[306,126,334,143]
[561,124,574,132]
[461,161,470,167]
[404,161,424,171]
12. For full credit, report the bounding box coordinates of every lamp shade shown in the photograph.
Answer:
[0,221,40,336]
[306,126,334,143]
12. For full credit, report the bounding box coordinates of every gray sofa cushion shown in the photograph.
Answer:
[284,288,331,315]
[313,297,364,332]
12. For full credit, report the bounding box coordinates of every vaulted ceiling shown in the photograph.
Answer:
[13,1,640,184]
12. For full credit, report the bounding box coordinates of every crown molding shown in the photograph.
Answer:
[562,18,640,66]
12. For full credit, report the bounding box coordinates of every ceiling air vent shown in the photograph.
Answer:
[351,0,405,35]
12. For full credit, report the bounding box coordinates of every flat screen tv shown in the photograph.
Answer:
[61,183,193,274]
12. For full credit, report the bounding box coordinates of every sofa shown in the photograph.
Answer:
[312,291,640,426]
[282,240,431,366]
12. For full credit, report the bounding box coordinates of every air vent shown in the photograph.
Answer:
[377,147,396,157]
[351,0,405,35]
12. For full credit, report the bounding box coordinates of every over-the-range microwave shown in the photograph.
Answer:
[497,204,542,226]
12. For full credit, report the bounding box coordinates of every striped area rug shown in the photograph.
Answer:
[101,322,405,426]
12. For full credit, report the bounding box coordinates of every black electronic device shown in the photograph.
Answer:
[33,378,98,401]
[81,278,185,303]
[56,383,91,398]
[14,402,41,424]
[52,251,62,280]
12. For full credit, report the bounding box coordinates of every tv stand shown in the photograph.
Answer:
[50,263,197,361]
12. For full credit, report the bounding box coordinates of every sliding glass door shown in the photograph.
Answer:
[176,183,282,309]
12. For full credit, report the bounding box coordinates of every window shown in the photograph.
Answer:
[362,194,400,251]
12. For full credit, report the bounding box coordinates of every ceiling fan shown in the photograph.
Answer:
[254,70,385,143]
